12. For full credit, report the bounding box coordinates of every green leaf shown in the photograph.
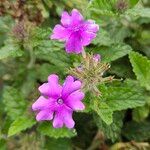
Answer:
[2,86,27,120]
[99,80,146,111]
[129,0,139,7]
[91,44,132,62]
[94,112,124,142]
[92,29,114,46]
[32,27,63,52]
[126,8,150,19]
[91,80,145,124]
[45,138,72,150]
[38,122,77,138]
[133,97,150,122]
[36,51,71,73]
[87,0,139,19]
[36,63,61,82]
[8,116,36,137]
[91,100,113,125]
[0,45,23,60]
[110,58,134,78]
[0,139,6,150]
[129,51,150,90]
[123,121,150,141]
[133,105,149,122]
[87,0,116,18]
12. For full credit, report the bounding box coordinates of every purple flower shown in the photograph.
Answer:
[93,54,101,62]
[51,9,99,54]
[32,74,85,128]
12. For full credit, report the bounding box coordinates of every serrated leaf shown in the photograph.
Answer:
[32,27,63,53]
[91,80,145,124]
[110,58,134,78]
[126,7,150,19]
[94,112,124,142]
[129,51,150,90]
[38,122,76,138]
[87,0,139,19]
[2,86,27,120]
[0,45,23,60]
[91,100,113,125]
[8,116,36,137]
[92,29,114,46]
[91,44,132,62]
[99,80,146,111]
[123,121,150,141]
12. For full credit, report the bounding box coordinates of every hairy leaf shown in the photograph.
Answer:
[129,51,150,90]
[92,29,114,46]
[2,86,27,120]
[38,122,76,138]
[99,80,146,111]
[91,101,113,125]
[0,45,23,60]
[94,112,124,142]
[126,8,150,19]
[91,44,132,62]
[92,80,145,124]
[8,116,36,137]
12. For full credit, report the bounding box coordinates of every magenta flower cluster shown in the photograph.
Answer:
[32,9,100,129]
[32,74,85,128]
[51,9,99,54]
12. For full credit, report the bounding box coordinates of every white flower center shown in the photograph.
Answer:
[57,99,63,105]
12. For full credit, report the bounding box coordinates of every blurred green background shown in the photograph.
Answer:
[0,0,150,149]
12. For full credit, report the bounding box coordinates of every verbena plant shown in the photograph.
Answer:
[0,0,150,149]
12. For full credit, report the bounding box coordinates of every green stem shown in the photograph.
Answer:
[27,46,35,69]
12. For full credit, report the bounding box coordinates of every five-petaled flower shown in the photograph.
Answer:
[51,9,99,54]
[32,74,85,128]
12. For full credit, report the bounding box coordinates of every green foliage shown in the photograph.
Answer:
[8,116,36,137]
[0,0,150,149]
[92,100,113,124]
[126,7,150,19]
[0,44,23,60]
[2,86,27,120]
[45,138,72,150]
[123,121,150,141]
[38,122,77,138]
[88,0,139,19]
[95,112,124,142]
[91,80,146,125]
[92,29,114,46]
[129,51,150,90]
[92,44,132,62]
[133,105,150,122]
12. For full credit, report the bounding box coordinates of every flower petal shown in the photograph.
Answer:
[66,90,85,110]
[62,76,82,99]
[71,9,83,25]
[36,110,53,121]
[39,74,62,99]
[63,109,75,129]
[53,112,64,128]
[81,31,96,46]
[61,11,71,27]
[32,96,55,111]
[85,20,99,33]
[65,33,83,54]
[51,24,71,40]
